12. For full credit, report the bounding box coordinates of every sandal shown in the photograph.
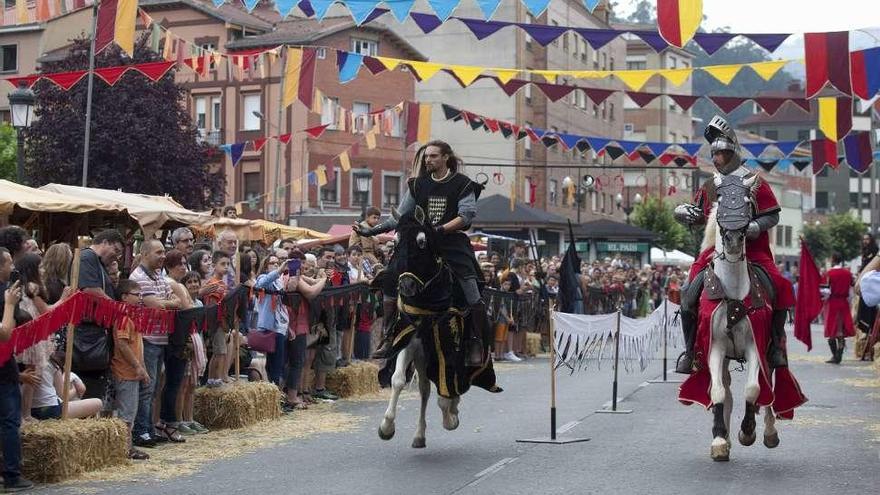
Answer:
[291,401,309,410]
[155,423,186,443]
[129,448,150,460]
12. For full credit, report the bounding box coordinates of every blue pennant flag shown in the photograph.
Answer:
[679,143,703,157]
[276,0,298,16]
[310,0,335,19]
[308,172,318,186]
[743,159,759,169]
[212,0,225,6]
[242,0,260,11]
[773,140,801,157]
[615,139,642,155]
[337,51,363,83]
[474,0,501,18]
[558,133,583,150]
[582,0,600,11]
[775,158,792,171]
[346,0,380,24]
[585,136,610,153]
[427,0,459,21]
[387,0,416,22]
[742,142,769,157]
[220,143,246,167]
[521,0,551,17]
[644,142,669,157]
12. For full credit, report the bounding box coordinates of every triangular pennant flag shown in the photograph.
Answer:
[252,137,268,152]
[337,51,363,83]
[582,0,600,11]
[407,61,444,81]
[557,133,582,150]
[708,96,748,113]
[242,0,259,11]
[375,56,401,71]
[843,132,873,174]
[339,151,351,172]
[583,88,614,105]
[585,137,611,153]
[498,122,513,139]
[309,0,335,19]
[459,18,508,40]
[630,30,669,52]
[614,70,656,91]
[625,91,660,107]
[346,0,380,24]
[426,0,459,21]
[316,166,327,187]
[679,143,702,157]
[773,141,801,157]
[366,128,378,149]
[604,145,626,161]
[704,64,742,84]
[692,32,736,55]
[44,70,89,90]
[616,140,643,155]
[475,0,502,18]
[743,142,770,157]
[757,159,779,172]
[448,65,485,87]
[94,66,129,86]
[442,103,462,121]
[657,0,703,48]
[388,0,416,22]
[494,70,520,85]
[749,60,787,81]
[744,33,791,53]
[645,142,670,157]
[658,68,692,87]
[222,142,246,167]
[308,172,318,186]
[275,0,298,16]
[535,83,575,102]
[521,24,566,46]
[753,97,786,115]
[818,96,852,142]
[304,124,330,139]
[410,12,443,34]
[278,133,292,144]
[792,159,812,172]
[669,94,699,111]
[575,28,619,50]
[362,56,387,75]
[520,0,551,17]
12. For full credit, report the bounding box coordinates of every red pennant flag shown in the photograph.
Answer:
[252,137,268,152]
[625,91,660,107]
[44,70,89,90]
[669,94,699,111]
[94,66,129,86]
[708,96,748,114]
[5,76,41,88]
[350,141,360,157]
[277,133,292,144]
[794,240,821,350]
[325,164,336,183]
[133,61,176,81]
[810,138,839,174]
[304,124,329,139]
[805,31,852,98]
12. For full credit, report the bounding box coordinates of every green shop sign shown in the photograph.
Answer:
[596,242,649,253]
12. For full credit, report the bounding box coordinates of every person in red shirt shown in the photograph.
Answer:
[822,253,855,364]
[672,116,794,373]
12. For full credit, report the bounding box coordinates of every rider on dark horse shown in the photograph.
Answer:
[354,140,488,367]
[673,116,795,374]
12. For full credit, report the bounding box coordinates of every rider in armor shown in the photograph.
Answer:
[673,116,794,374]
[354,140,488,366]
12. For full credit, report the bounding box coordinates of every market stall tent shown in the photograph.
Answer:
[0,180,117,216]
[650,247,695,267]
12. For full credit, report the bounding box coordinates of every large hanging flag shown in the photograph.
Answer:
[794,240,821,351]
[95,0,138,56]
[817,96,852,142]
[810,138,839,174]
[404,102,432,146]
[842,132,873,174]
[557,223,582,314]
[850,47,880,99]
[804,31,852,98]
[282,47,317,109]
[657,0,702,49]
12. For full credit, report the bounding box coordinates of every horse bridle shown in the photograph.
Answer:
[714,227,747,264]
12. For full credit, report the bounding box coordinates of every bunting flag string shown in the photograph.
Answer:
[336,49,798,91]
[2,60,177,90]
[0,0,95,27]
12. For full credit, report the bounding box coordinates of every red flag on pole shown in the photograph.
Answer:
[794,240,822,350]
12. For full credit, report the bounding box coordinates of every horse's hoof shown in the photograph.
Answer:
[738,430,756,447]
[411,438,426,449]
[711,440,730,462]
[763,432,780,449]
[443,416,460,431]
[378,426,395,441]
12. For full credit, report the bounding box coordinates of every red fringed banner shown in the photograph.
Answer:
[3,61,176,91]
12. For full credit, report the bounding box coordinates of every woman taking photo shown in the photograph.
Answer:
[254,253,292,388]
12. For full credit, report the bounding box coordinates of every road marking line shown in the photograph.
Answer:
[474,457,517,479]
[558,421,580,434]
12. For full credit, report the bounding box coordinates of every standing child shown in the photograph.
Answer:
[203,251,230,387]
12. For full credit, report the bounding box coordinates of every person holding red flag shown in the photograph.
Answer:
[821,253,855,364]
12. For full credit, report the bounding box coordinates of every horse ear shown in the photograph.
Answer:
[414,205,426,225]
[713,174,722,188]
[743,175,757,188]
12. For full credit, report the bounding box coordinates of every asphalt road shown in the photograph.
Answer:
[38,323,880,495]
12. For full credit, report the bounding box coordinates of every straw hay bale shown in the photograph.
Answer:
[525,332,542,357]
[194,381,281,430]
[326,361,379,398]
[874,344,880,376]
[855,330,868,358]
[19,418,128,482]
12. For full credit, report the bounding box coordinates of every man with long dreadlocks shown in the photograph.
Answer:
[353,140,489,366]
[672,116,795,374]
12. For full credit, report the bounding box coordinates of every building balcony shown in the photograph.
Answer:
[198,129,224,146]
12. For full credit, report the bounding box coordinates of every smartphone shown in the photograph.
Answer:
[7,270,21,286]
[287,258,302,275]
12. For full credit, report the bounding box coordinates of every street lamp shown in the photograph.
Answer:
[8,82,35,183]
[574,174,595,225]
[352,168,373,218]
[615,190,643,225]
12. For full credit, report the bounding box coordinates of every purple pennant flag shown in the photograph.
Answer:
[709,96,749,114]
[535,83,575,102]
[679,143,703,157]
[297,0,314,17]
[625,91,660,107]
[362,56,387,75]
[669,94,700,111]
[843,132,873,174]
[494,78,529,96]
[753,97,786,115]
[307,172,318,186]
[410,12,443,33]
[574,28,618,50]
[743,142,770,157]
[629,30,668,52]
[521,24,566,46]
[362,7,389,24]
[226,142,246,167]
[583,88,614,105]
[742,33,791,53]
[692,32,737,55]
[615,139,643,155]
[459,18,508,40]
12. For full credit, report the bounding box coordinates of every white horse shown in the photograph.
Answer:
[378,332,461,448]
[703,174,779,462]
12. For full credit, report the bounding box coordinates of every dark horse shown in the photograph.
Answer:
[376,206,501,448]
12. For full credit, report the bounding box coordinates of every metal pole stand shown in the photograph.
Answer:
[596,310,632,414]
[649,298,683,384]
[517,305,590,445]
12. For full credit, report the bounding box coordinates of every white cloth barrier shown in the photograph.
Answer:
[553,302,682,373]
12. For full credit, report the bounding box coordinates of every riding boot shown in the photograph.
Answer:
[835,337,846,363]
[825,338,839,364]
[675,310,698,374]
[371,299,399,359]
[766,309,789,368]
[466,301,489,367]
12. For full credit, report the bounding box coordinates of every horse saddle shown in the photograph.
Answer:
[715,174,753,231]
[703,264,774,329]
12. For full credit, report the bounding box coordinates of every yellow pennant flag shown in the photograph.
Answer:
[313,88,324,114]
[614,70,656,91]
[376,56,401,71]
[704,64,742,85]
[494,69,520,84]
[292,178,302,196]
[16,0,28,24]
[407,61,443,81]
[449,66,485,87]
[417,103,432,143]
[162,31,174,60]
[339,151,351,172]
[749,60,788,81]
[366,128,377,150]
[316,166,328,187]
[510,179,516,212]
[282,47,304,108]
[818,97,839,141]
[658,68,692,87]
[534,70,562,83]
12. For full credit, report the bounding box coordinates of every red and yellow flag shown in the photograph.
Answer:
[657,0,702,48]
[282,47,317,109]
[95,0,138,56]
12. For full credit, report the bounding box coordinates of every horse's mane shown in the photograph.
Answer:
[702,205,717,252]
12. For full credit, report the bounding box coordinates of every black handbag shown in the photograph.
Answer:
[72,323,112,372]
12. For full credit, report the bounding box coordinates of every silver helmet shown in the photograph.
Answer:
[704,115,741,173]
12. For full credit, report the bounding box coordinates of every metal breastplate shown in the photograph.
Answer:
[715,175,752,231]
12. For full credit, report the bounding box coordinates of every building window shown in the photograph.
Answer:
[562,30,569,52]
[524,76,532,105]
[592,49,599,70]
[601,53,607,70]
[524,120,533,158]
[601,102,606,120]
[0,45,17,73]
[627,60,646,70]
[592,104,598,117]
[549,179,558,205]
[669,56,678,69]
[815,191,828,209]
[775,226,784,247]
[384,105,402,137]
[580,39,588,62]
[349,171,372,208]
[382,174,401,208]
[194,97,207,131]
[321,167,340,204]
[351,38,378,56]
[609,103,615,121]
[317,47,327,59]
[243,172,261,206]
[199,43,217,69]
[550,126,559,152]
[525,15,534,50]
[552,21,559,46]
[785,226,793,247]
[764,129,779,140]
[321,96,339,129]
[242,93,261,131]
[352,101,370,133]
[609,57,615,71]
[797,129,810,142]
[211,98,221,131]
[576,90,585,110]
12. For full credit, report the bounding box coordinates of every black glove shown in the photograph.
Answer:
[354,224,377,237]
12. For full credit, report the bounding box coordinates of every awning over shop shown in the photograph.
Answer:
[0,180,117,216]
[473,194,569,228]
[650,247,695,267]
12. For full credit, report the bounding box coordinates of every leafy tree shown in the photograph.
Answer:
[631,195,690,251]
[825,213,866,262]
[801,222,832,265]
[0,124,17,181]
[25,35,224,209]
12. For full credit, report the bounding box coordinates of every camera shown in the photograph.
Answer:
[8,269,21,286]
